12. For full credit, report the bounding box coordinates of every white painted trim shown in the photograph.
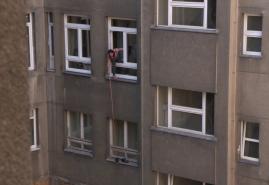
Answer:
[27,13,35,70]
[47,13,55,69]
[30,109,39,151]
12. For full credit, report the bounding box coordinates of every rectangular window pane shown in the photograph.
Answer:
[69,111,81,138]
[68,29,78,56]
[127,34,137,63]
[83,114,92,141]
[247,16,262,31]
[127,122,138,150]
[112,150,125,157]
[115,67,137,77]
[207,0,216,29]
[158,86,168,127]
[247,37,262,52]
[158,173,168,185]
[172,7,203,27]
[67,16,90,24]
[206,93,214,135]
[70,141,81,148]
[30,119,34,145]
[244,141,259,159]
[245,122,259,140]
[173,176,202,185]
[69,61,90,70]
[172,111,202,132]
[113,120,124,147]
[82,30,91,58]
[112,32,124,63]
[158,0,168,25]
[36,110,39,145]
[51,26,55,56]
[111,19,136,28]
[172,89,202,108]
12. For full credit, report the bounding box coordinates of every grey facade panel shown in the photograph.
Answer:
[151,129,215,184]
[150,28,217,93]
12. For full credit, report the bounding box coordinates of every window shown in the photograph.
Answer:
[66,111,93,153]
[30,109,39,151]
[109,119,139,165]
[240,121,259,162]
[108,18,138,81]
[243,14,262,56]
[157,86,214,135]
[157,0,216,29]
[26,13,35,70]
[47,12,55,70]
[64,15,91,74]
[157,173,213,185]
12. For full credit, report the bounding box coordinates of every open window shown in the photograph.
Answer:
[240,121,259,162]
[157,172,213,185]
[108,18,138,81]
[64,15,91,74]
[26,13,35,70]
[47,12,55,70]
[30,109,39,151]
[243,14,262,56]
[66,111,93,154]
[109,119,139,166]
[157,86,214,135]
[157,0,216,29]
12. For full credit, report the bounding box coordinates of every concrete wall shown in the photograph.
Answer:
[0,1,31,185]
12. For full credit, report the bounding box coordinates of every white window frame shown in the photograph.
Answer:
[240,121,259,162]
[26,13,35,70]
[156,173,211,185]
[66,111,92,152]
[64,15,91,74]
[47,12,55,70]
[243,14,262,56]
[109,119,139,164]
[157,87,210,135]
[108,18,138,81]
[166,0,208,29]
[30,109,39,151]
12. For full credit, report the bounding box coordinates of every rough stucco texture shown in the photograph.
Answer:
[0,1,31,185]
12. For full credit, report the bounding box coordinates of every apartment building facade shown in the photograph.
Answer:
[26,0,269,185]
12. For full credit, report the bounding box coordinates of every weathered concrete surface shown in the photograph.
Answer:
[0,1,31,185]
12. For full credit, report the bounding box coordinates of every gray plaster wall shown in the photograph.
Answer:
[0,0,31,185]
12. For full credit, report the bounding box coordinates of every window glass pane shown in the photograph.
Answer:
[83,114,92,141]
[158,86,168,127]
[158,173,168,185]
[127,34,137,63]
[113,120,124,147]
[36,110,39,145]
[206,93,214,135]
[82,30,91,58]
[69,61,90,70]
[70,141,81,148]
[172,7,203,26]
[245,122,259,140]
[127,122,138,150]
[51,26,55,56]
[111,19,136,28]
[247,37,262,52]
[69,111,81,138]
[173,175,202,185]
[207,0,216,29]
[26,14,30,23]
[112,150,125,157]
[48,12,53,23]
[67,16,90,25]
[247,16,262,31]
[26,28,31,67]
[112,32,124,63]
[115,67,137,77]
[30,119,34,145]
[244,141,259,159]
[158,0,168,25]
[172,111,202,131]
[68,29,78,56]
[172,89,202,108]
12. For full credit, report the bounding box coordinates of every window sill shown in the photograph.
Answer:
[47,68,56,72]
[64,148,93,157]
[30,147,40,152]
[151,126,217,142]
[239,54,263,60]
[63,71,91,78]
[106,157,138,167]
[238,158,260,166]
[151,25,218,34]
[105,75,138,84]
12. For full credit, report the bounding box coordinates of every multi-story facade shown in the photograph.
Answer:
[25,0,269,185]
